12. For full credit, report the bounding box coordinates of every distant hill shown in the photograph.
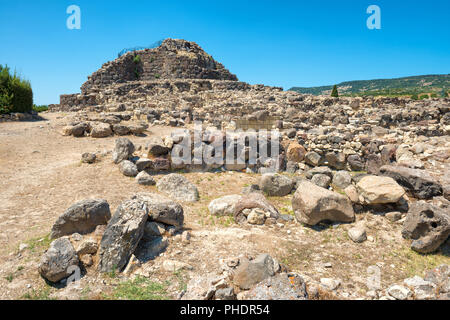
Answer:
[289,74,450,98]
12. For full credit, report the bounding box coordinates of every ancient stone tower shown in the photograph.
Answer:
[80,38,238,94]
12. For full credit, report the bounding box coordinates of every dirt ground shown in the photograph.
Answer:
[0,112,448,300]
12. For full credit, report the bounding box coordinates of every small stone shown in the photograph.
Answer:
[387,285,412,300]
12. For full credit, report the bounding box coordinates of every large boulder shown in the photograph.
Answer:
[208,195,243,216]
[402,202,450,253]
[232,254,277,290]
[380,165,443,199]
[133,193,184,228]
[112,137,135,164]
[240,273,307,300]
[259,173,294,197]
[332,171,352,190]
[50,199,111,239]
[292,179,355,225]
[156,173,199,202]
[38,237,80,283]
[356,175,405,204]
[98,199,148,272]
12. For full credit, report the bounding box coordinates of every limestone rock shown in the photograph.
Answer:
[208,195,242,216]
[356,175,405,204]
[292,179,355,225]
[112,137,135,164]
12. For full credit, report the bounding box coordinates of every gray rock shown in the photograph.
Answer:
[133,193,184,228]
[241,273,307,300]
[215,287,236,300]
[259,173,294,196]
[403,276,436,300]
[311,174,331,189]
[38,237,80,283]
[305,166,333,179]
[347,154,365,171]
[135,171,156,185]
[156,173,199,202]
[387,285,412,300]
[76,238,98,255]
[112,137,135,164]
[119,160,138,177]
[81,152,96,164]
[233,254,276,290]
[112,124,130,136]
[305,151,323,167]
[402,202,450,253]
[325,152,346,170]
[380,165,443,199]
[292,179,355,225]
[98,199,148,272]
[348,224,367,243]
[332,171,352,190]
[50,199,111,239]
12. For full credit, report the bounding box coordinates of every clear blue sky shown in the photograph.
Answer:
[0,0,449,105]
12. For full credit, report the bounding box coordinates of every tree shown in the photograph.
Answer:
[331,85,339,97]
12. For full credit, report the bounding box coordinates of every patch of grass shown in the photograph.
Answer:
[393,248,450,277]
[106,276,170,300]
[25,234,51,253]
[5,273,14,282]
[22,285,54,300]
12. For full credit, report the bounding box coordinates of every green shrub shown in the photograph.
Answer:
[0,65,33,114]
[33,105,48,112]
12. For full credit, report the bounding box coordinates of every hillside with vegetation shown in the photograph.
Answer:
[289,74,450,98]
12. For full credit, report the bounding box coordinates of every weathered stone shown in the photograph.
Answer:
[76,238,98,255]
[311,174,331,189]
[98,199,148,272]
[233,254,276,290]
[380,165,443,199]
[247,208,267,225]
[208,195,242,216]
[347,154,365,171]
[234,192,279,222]
[292,179,355,225]
[133,193,184,228]
[50,199,111,239]
[325,152,346,170]
[112,137,135,164]
[112,124,130,136]
[259,173,294,196]
[38,237,80,283]
[356,175,405,204]
[240,273,307,300]
[305,151,322,167]
[332,170,352,189]
[119,160,138,177]
[286,142,306,163]
[348,223,367,243]
[90,122,112,138]
[387,285,412,300]
[135,171,156,185]
[402,202,450,253]
[81,152,96,164]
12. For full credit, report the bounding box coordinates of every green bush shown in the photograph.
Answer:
[0,65,33,114]
[33,105,48,112]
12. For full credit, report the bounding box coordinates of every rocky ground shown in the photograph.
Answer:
[0,112,448,300]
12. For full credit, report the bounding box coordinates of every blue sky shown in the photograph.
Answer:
[0,0,449,105]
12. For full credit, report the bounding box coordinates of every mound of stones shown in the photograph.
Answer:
[38,193,185,283]
[61,112,149,138]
